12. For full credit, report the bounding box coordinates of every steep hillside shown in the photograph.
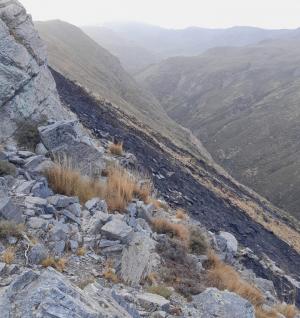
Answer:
[105,22,296,58]
[137,39,300,219]
[81,26,160,74]
[35,20,207,160]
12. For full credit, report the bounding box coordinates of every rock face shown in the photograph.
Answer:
[191,288,255,318]
[0,0,72,141]
[0,268,132,317]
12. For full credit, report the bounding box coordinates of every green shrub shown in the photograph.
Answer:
[0,220,25,238]
[147,285,172,299]
[189,226,208,255]
[0,160,16,177]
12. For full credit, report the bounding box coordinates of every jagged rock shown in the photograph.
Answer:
[35,142,48,156]
[136,292,170,312]
[120,232,158,286]
[47,194,78,208]
[0,0,72,141]
[28,244,48,265]
[0,262,6,275]
[27,217,48,229]
[83,210,111,235]
[66,203,81,217]
[48,222,69,241]
[49,240,65,255]
[69,240,79,253]
[84,198,108,213]
[215,231,238,262]
[17,151,35,159]
[0,196,23,223]
[14,180,36,194]
[101,244,124,255]
[101,219,133,243]
[31,179,53,198]
[62,209,81,225]
[0,268,133,317]
[25,196,48,209]
[191,288,255,318]
[99,239,121,248]
[39,121,105,174]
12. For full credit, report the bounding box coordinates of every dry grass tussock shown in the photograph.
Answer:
[151,218,190,244]
[175,208,187,220]
[206,252,299,318]
[45,160,152,212]
[41,256,67,272]
[108,142,123,156]
[1,247,15,264]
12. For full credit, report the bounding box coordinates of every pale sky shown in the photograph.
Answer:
[20,0,300,29]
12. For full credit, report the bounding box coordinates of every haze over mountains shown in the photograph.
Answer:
[36,20,300,219]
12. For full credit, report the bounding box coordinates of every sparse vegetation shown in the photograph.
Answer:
[45,160,152,212]
[0,221,25,239]
[274,304,298,318]
[76,247,86,256]
[0,160,16,177]
[1,247,15,264]
[189,226,208,255]
[41,256,67,272]
[108,142,123,155]
[15,118,45,151]
[77,276,95,289]
[151,218,190,244]
[147,285,172,299]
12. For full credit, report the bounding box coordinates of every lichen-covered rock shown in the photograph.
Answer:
[0,268,133,317]
[190,288,255,318]
[0,0,72,141]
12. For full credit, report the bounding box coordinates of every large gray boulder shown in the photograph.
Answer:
[190,288,255,318]
[120,232,158,286]
[0,268,133,317]
[0,195,23,223]
[39,121,104,174]
[0,0,72,141]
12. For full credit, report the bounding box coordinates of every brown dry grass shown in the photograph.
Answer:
[108,142,123,155]
[176,208,187,220]
[41,256,67,272]
[76,247,86,256]
[1,247,15,264]
[275,304,298,318]
[151,218,190,244]
[207,252,264,307]
[45,161,152,212]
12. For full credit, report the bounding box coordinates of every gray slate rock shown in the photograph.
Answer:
[101,219,133,243]
[0,196,23,223]
[28,244,48,265]
[47,195,78,208]
[191,288,255,318]
[137,293,170,312]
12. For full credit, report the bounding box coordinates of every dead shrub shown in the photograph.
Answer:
[156,237,204,298]
[147,285,172,299]
[76,247,86,256]
[206,252,264,307]
[0,160,16,177]
[274,304,298,318]
[1,247,15,264]
[108,142,123,156]
[0,221,25,239]
[189,226,208,255]
[151,218,190,244]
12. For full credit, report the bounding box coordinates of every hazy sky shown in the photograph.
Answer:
[20,0,300,29]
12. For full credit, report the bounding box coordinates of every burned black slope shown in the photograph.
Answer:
[52,69,300,305]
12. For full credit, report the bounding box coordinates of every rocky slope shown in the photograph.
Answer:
[0,0,72,141]
[137,39,300,220]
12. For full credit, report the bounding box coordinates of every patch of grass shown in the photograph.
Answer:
[147,285,173,299]
[0,160,16,177]
[274,304,298,318]
[41,256,67,272]
[0,221,25,239]
[189,226,208,255]
[1,247,15,264]
[108,142,123,156]
[175,208,187,220]
[206,252,264,307]
[45,160,152,212]
[151,218,190,244]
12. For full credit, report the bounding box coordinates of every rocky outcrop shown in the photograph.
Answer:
[0,0,72,141]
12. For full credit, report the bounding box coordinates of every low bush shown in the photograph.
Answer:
[108,142,123,156]
[0,160,16,177]
[147,285,172,299]
[151,218,190,243]
[189,226,208,255]
[0,221,24,238]
[156,237,204,299]
[175,208,187,220]
[41,256,67,272]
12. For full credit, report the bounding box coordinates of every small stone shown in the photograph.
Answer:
[48,222,69,241]
[27,217,48,229]
[24,155,46,170]
[66,203,81,217]
[17,151,35,159]
[69,240,79,253]
[28,244,48,265]
[85,198,108,213]
[101,244,124,255]
[7,236,18,245]
[47,195,78,208]
[35,143,48,156]
[0,196,23,223]
[0,262,6,275]
[62,210,81,225]
[99,239,121,248]
[49,240,66,255]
